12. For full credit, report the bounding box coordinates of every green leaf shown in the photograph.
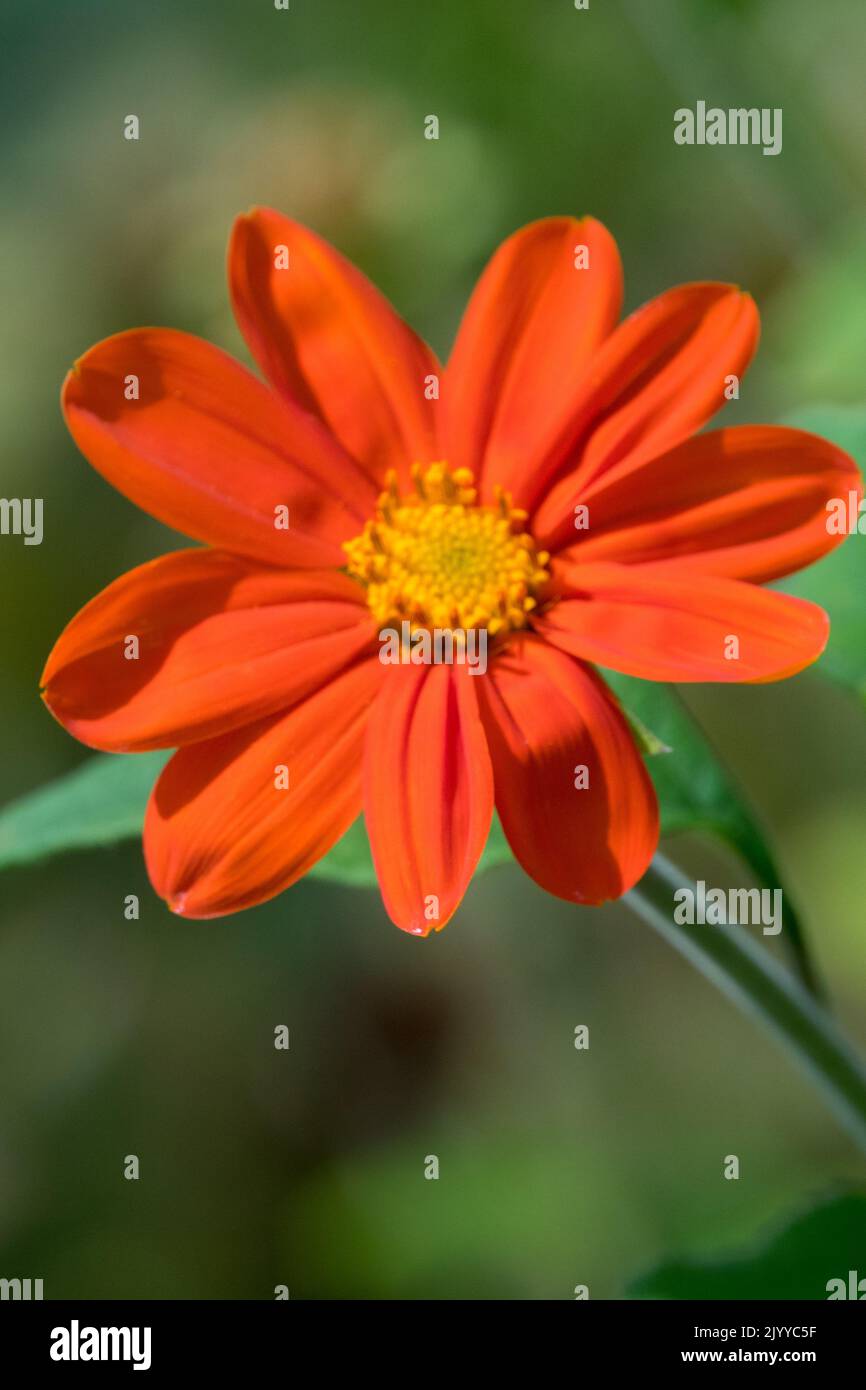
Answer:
[3,683,816,992]
[309,812,513,887]
[777,405,866,703]
[628,1191,866,1299]
[606,672,817,989]
[0,678,808,961]
[0,751,513,888]
[622,704,671,758]
[605,672,818,990]
[606,674,772,855]
[3,683,777,883]
[0,751,170,870]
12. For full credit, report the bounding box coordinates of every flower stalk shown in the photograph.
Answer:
[628,853,866,1156]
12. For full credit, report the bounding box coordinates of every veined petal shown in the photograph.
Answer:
[536,561,829,682]
[477,637,658,904]
[42,549,375,751]
[144,655,382,918]
[364,662,493,936]
[230,208,440,489]
[549,426,862,580]
[442,216,623,504]
[63,328,377,567]
[531,283,759,542]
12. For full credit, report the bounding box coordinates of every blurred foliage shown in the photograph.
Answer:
[630,1191,866,1299]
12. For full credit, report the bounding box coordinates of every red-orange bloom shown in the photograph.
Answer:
[43,211,861,933]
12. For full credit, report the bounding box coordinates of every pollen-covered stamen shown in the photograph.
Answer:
[343,462,551,636]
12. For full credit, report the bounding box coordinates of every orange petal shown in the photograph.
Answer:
[364,663,493,935]
[63,328,377,567]
[230,208,440,490]
[144,655,382,918]
[478,637,658,904]
[549,426,862,580]
[42,549,375,751]
[442,216,622,504]
[531,284,759,539]
[536,561,829,682]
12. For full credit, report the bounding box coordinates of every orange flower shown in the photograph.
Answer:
[43,211,860,933]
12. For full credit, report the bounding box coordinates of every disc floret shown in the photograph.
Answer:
[343,462,550,637]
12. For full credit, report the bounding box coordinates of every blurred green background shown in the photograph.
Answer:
[2,0,866,1299]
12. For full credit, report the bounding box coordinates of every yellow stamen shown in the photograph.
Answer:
[343,462,551,638]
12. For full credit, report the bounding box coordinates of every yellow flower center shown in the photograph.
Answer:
[343,462,550,637]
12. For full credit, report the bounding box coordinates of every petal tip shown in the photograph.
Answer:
[61,364,81,402]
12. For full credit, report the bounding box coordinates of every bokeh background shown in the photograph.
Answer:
[2,0,866,1299]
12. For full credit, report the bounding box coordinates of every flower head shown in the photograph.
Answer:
[43,210,861,933]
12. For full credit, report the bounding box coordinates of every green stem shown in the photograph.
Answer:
[669,686,824,1001]
[627,854,866,1157]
